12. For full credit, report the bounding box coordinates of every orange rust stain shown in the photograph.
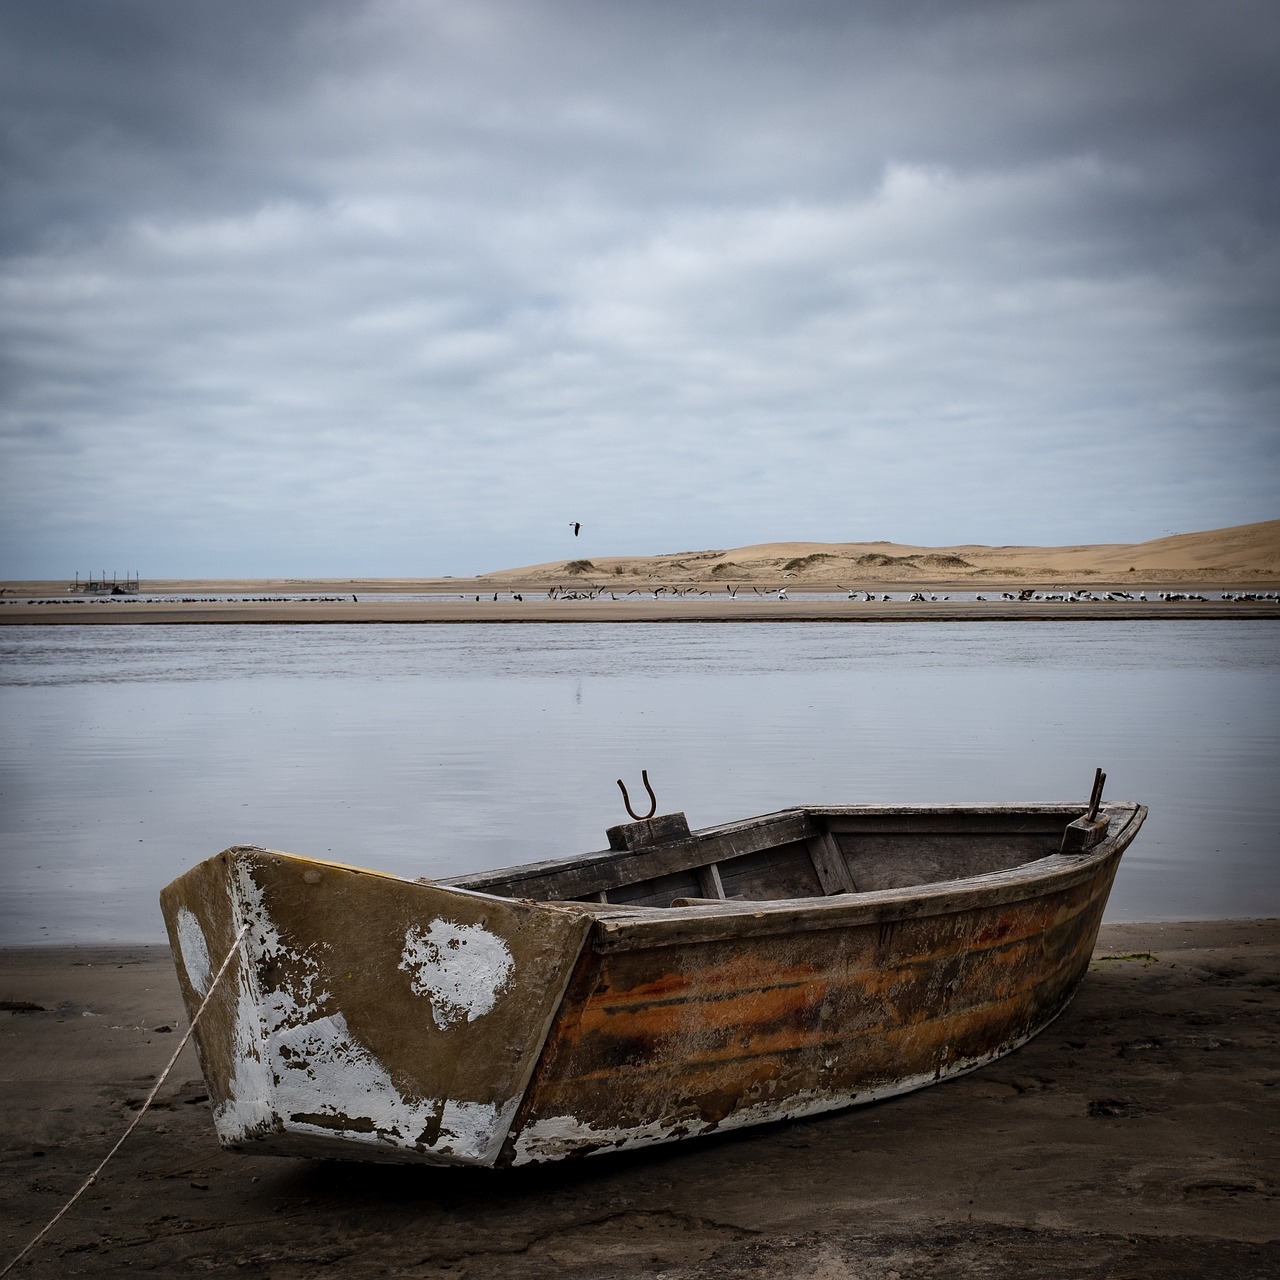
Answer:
[577,979,829,1042]
[590,950,824,1006]
[587,970,819,1016]
[550,983,1047,1089]
[587,902,1098,1018]
[836,896,1094,972]
[571,928,1084,1046]
[541,923,1097,1091]
[520,879,1113,1134]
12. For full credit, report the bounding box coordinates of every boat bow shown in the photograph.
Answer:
[161,846,592,1165]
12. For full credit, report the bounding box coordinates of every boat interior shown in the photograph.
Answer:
[440,803,1127,909]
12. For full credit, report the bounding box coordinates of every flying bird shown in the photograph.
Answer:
[570,521,581,537]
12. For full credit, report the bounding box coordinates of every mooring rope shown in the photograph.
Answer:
[1,924,248,1277]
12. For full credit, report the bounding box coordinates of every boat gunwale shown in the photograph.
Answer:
[561,804,1143,950]
[440,801,1129,896]
[440,801,1145,950]
[198,802,1143,953]
[209,803,1141,936]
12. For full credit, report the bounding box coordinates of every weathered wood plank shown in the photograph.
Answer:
[445,811,815,901]
[815,805,1084,838]
[1061,814,1111,853]
[606,812,691,851]
[697,862,726,899]
[807,831,856,894]
[718,840,824,900]
[810,804,1085,820]
[836,832,1064,891]
[608,867,703,907]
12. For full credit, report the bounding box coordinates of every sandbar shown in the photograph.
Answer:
[3,593,1280,625]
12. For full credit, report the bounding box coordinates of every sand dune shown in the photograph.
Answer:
[488,519,1280,585]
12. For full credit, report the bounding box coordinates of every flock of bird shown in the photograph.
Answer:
[546,584,724,601]
[6,593,355,604]
[993,589,1152,602]
[519,584,1277,604]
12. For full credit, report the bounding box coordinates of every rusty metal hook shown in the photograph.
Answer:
[617,769,657,822]
[1085,766,1107,822]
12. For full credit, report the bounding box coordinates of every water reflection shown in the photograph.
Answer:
[1,622,1276,943]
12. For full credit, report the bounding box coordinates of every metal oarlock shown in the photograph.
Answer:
[617,769,657,821]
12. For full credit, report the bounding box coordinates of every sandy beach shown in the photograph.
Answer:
[2,920,1276,1278]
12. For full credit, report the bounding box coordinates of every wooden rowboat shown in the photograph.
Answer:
[160,789,1145,1167]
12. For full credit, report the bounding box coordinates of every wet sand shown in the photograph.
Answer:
[2,920,1276,1277]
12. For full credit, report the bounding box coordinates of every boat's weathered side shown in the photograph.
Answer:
[504,822,1137,1163]
[159,802,1145,1167]
[160,848,593,1165]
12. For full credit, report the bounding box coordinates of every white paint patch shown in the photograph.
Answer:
[174,907,212,996]
[259,1006,511,1162]
[271,1009,501,1151]
[213,863,516,1164]
[399,919,514,1029]
[441,1098,520,1159]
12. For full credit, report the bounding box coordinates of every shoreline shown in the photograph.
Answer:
[4,596,1280,624]
[6,569,1278,624]
[2,919,1276,1277]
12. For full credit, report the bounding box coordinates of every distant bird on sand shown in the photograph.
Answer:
[570,521,581,537]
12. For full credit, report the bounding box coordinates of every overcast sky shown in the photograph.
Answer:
[2,0,1277,577]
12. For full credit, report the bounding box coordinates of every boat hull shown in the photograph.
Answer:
[160,803,1144,1167]
[506,862,1116,1163]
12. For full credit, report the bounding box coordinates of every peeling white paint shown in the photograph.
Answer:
[217,982,275,1139]
[511,1027,1055,1165]
[511,1084,896,1164]
[174,907,212,996]
[212,862,515,1164]
[441,1097,520,1159]
[212,864,281,1142]
[270,1008,505,1156]
[398,919,514,1029]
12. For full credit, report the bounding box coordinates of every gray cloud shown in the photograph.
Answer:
[1,0,1277,575]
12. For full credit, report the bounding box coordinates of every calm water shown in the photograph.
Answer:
[1,621,1277,945]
